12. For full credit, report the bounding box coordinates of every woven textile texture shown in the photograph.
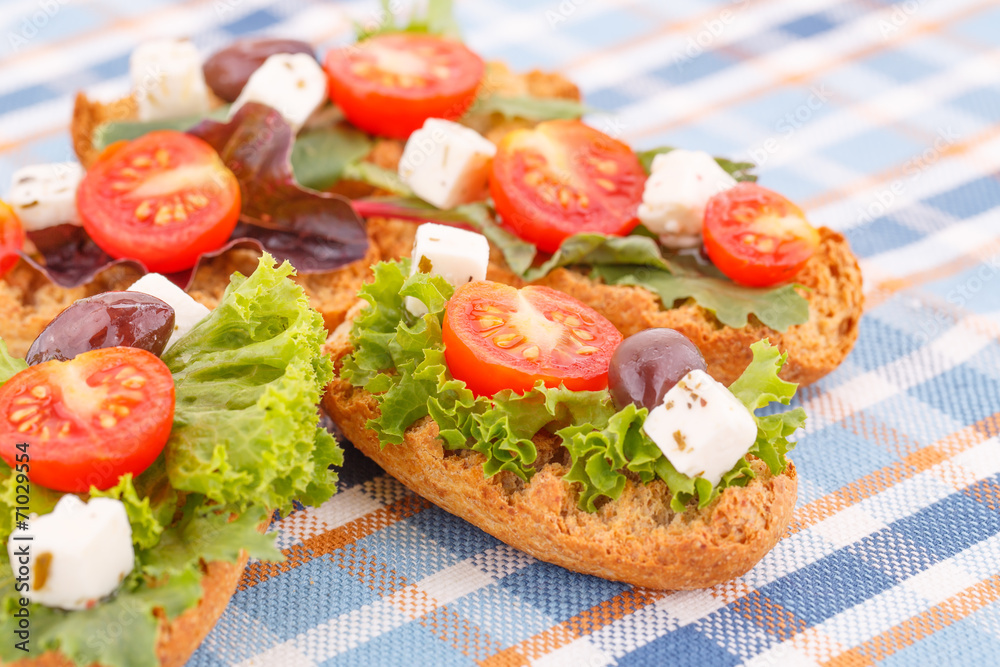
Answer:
[2,0,1000,665]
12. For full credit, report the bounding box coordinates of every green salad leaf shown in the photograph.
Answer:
[636,146,758,182]
[355,0,462,41]
[593,264,810,331]
[344,260,807,513]
[0,253,338,666]
[290,123,373,191]
[91,107,231,152]
[161,254,340,513]
[341,162,415,196]
[522,233,676,281]
[0,341,26,386]
[467,94,591,122]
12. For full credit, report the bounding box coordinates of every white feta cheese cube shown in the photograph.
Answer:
[643,369,758,486]
[637,149,737,249]
[7,163,84,231]
[405,222,490,317]
[229,53,327,133]
[398,119,497,210]
[128,273,210,350]
[130,39,211,122]
[8,495,134,610]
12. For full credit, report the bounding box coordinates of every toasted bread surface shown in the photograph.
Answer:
[8,554,248,667]
[323,330,798,590]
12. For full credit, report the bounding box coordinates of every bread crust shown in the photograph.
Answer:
[6,554,248,667]
[323,332,798,590]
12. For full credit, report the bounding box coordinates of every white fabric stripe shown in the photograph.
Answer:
[858,197,1000,292]
[803,318,995,432]
[608,0,968,144]
[531,637,616,667]
[580,436,1000,659]
[307,484,385,531]
[255,543,534,662]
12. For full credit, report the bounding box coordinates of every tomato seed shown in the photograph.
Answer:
[576,346,599,355]
[98,413,117,429]
[573,329,594,341]
[135,200,152,220]
[58,422,71,437]
[522,345,540,361]
[155,149,169,167]
[17,415,40,432]
[494,333,520,348]
[477,316,503,328]
[121,376,146,389]
[112,405,130,417]
[563,315,581,327]
[132,155,151,168]
[10,407,37,422]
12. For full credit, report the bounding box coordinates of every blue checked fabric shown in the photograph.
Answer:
[2,0,1000,665]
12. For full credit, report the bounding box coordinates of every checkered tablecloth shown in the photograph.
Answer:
[2,0,999,665]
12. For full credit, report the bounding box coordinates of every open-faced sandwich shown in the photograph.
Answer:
[323,226,806,589]
[0,254,339,666]
[0,0,861,390]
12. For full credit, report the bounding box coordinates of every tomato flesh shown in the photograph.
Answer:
[0,347,175,492]
[0,200,25,278]
[443,281,623,397]
[490,120,646,253]
[324,33,484,139]
[77,130,241,274]
[703,182,820,287]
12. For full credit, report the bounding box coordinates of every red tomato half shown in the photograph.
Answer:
[442,281,623,397]
[703,182,820,287]
[0,347,175,492]
[490,120,647,253]
[77,131,241,274]
[0,201,25,278]
[324,33,484,139]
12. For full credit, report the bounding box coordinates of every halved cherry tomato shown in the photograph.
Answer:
[490,120,647,254]
[77,130,240,274]
[0,200,25,278]
[703,182,820,287]
[442,281,623,397]
[323,33,484,139]
[0,347,175,492]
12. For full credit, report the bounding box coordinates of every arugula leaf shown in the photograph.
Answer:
[468,94,591,121]
[161,254,339,513]
[291,123,373,191]
[355,0,462,41]
[342,162,414,196]
[592,264,809,331]
[522,233,676,281]
[91,107,231,152]
[0,341,26,386]
[636,146,758,182]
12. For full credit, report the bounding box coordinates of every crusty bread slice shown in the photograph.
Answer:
[355,219,863,386]
[323,325,798,590]
[0,64,579,357]
[8,554,247,667]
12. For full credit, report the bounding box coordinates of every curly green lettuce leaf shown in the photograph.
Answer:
[0,340,26,386]
[356,0,462,41]
[91,106,231,152]
[636,146,757,182]
[139,500,280,578]
[592,264,809,331]
[161,254,339,513]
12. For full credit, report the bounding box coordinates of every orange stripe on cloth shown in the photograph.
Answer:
[787,412,999,536]
[237,493,431,590]
[477,588,666,667]
[823,574,1000,666]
